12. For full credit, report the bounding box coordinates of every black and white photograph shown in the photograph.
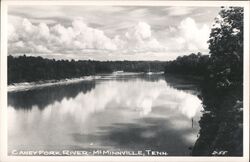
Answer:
[0,0,249,162]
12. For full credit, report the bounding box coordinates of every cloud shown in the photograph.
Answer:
[7,6,221,60]
[166,17,210,53]
[119,22,166,53]
[8,18,118,54]
[8,18,165,55]
[8,16,211,61]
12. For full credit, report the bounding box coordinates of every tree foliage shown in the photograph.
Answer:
[208,6,243,89]
[164,52,210,76]
[8,55,167,84]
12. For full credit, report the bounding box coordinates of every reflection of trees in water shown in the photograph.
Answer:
[101,74,165,83]
[164,74,201,95]
[142,74,165,82]
[192,84,243,156]
[8,81,96,110]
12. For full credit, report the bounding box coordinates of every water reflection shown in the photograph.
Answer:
[8,74,202,156]
[164,74,201,95]
[8,81,96,110]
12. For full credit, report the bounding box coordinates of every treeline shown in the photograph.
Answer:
[8,55,166,84]
[164,52,209,77]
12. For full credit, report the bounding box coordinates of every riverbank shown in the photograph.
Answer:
[8,76,101,92]
[8,72,150,92]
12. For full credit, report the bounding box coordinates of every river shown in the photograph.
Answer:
[8,73,203,156]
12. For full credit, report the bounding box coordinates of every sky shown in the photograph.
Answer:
[8,5,221,61]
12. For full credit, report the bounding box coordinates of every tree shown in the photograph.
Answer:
[208,7,243,89]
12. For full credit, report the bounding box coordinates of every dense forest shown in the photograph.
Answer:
[164,52,210,77]
[8,55,166,84]
[8,52,210,84]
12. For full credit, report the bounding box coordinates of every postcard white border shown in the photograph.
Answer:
[1,1,249,162]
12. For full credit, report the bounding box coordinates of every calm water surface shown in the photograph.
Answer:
[8,73,202,156]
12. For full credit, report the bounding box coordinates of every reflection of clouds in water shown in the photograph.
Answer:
[184,132,199,144]
[8,78,202,150]
[55,80,165,120]
[112,80,164,116]
[155,86,202,119]
[172,91,202,119]
[9,79,202,130]
[179,94,202,118]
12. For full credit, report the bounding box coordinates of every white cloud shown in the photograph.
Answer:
[116,22,166,53]
[8,6,220,60]
[126,22,152,40]
[8,23,18,42]
[8,18,165,55]
[167,17,210,53]
[8,17,210,60]
[8,18,118,54]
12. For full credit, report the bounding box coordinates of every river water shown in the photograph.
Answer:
[8,73,203,156]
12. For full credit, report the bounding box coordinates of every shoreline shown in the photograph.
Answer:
[7,72,150,92]
[8,76,101,92]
